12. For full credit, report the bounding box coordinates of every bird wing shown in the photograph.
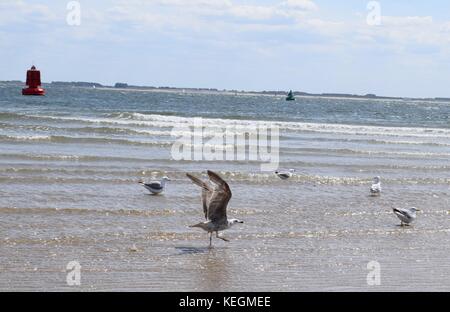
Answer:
[186,173,213,220]
[146,182,162,189]
[206,170,232,223]
[393,208,412,219]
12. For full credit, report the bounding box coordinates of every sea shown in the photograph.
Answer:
[0,82,449,291]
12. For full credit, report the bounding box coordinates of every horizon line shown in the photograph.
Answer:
[2,80,450,102]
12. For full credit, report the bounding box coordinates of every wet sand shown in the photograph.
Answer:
[1,181,450,291]
[1,85,449,291]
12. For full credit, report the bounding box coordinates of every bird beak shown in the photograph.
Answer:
[416,209,422,212]
[239,221,244,224]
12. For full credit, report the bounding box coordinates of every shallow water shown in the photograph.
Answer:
[0,83,449,291]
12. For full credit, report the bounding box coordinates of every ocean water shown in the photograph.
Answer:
[0,83,449,291]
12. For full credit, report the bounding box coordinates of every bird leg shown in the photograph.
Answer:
[216,232,229,242]
[209,232,213,248]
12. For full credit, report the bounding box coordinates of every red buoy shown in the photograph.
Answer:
[22,65,45,96]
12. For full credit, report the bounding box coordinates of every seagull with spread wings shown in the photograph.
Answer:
[186,170,244,248]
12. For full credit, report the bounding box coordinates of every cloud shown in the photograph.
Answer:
[2,0,447,55]
[0,0,56,25]
[226,0,318,21]
[50,0,450,58]
[357,15,450,48]
[157,0,232,8]
[228,5,277,20]
[3,0,450,70]
[107,0,318,25]
[283,0,318,11]
[382,16,433,27]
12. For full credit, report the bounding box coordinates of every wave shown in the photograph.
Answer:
[2,169,450,185]
[2,228,450,248]
[296,135,450,148]
[284,147,450,158]
[0,153,158,162]
[0,153,252,165]
[1,206,448,219]
[70,126,260,138]
[0,176,138,184]
[3,119,450,149]
[7,111,450,139]
[71,126,173,136]
[0,134,173,147]
[111,112,450,139]
[0,112,27,120]
[4,160,450,179]
[0,134,273,151]
[0,206,179,217]
[0,167,135,175]
[0,122,53,132]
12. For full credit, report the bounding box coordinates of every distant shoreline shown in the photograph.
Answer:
[2,80,450,103]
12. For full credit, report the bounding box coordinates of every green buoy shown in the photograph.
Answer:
[286,90,295,101]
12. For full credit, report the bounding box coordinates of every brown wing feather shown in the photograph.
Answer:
[206,170,232,223]
[201,187,213,220]
[186,173,213,219]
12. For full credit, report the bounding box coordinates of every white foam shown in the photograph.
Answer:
[25,112,450,139]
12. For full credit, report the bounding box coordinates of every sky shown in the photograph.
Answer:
[1,0,450,97]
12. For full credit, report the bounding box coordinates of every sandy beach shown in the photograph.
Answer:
[1,84,450,291]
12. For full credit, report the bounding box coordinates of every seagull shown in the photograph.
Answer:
[129,244,138,252]
[139,176,170,194]
[275,169,295,180]
[186,170,244,248]
[370,176,381,196]
[393,207,421,226]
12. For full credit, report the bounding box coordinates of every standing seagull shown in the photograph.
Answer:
[370,176,381,196]
[393,207,421,226]
[139,176,170,195]
[275,169,295,180]
[186,170,244,248]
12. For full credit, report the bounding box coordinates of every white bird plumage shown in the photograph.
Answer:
[370,176,381,196]
[275,169,295,180]
[139,176,170,194]
[393,207,420,226]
